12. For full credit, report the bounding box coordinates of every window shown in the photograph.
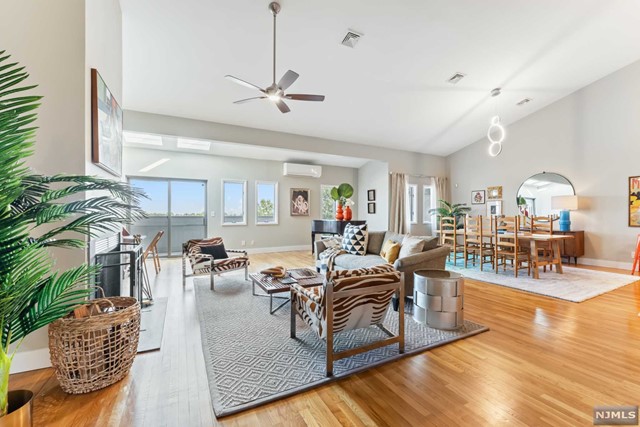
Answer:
[408,184,418,224]
[256,181,278,225]
[222,180,247,225]
[423,185,434,224]
[320,185,338,220]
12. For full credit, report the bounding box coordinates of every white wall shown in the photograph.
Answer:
[124,147,359,251]
[447,58,640,268]
[357,161,389,231]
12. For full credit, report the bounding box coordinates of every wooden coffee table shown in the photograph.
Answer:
[250,268,324,314]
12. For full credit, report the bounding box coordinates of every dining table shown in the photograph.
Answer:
[505,233,574,279]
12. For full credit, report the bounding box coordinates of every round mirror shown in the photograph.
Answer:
[516,172,575,217]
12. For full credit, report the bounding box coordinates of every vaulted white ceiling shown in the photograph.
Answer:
[121,0,640,156]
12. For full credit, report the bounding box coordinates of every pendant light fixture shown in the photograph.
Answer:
[487,88,505,157]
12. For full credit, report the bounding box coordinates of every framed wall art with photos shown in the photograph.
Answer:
[290,188,310,216]
[471,190,485,204]
[368,203,376,214]
[367,189,376,201]
[91,69,123,177]
[487,186,502,200]
[486,200,502,217]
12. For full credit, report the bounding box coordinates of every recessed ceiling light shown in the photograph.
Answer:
[516,98,533,106]
[124,131,163,146]
[446,73,466,84]
[177,138,211,151]
[139,158,170,172]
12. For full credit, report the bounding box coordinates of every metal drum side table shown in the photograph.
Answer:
[413,269,464,330]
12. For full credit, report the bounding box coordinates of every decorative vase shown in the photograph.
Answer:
[344,206,352,221]
[335,203,344,221]
[0,390,33,427]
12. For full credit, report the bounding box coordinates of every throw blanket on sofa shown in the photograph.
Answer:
[319,246,347,271]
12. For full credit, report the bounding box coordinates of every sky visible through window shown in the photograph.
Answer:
[224,181,244,216]
[130,179,205,216]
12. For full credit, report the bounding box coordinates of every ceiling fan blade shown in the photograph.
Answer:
[225,75,265,93]
[233,96,267,104]
[274,98,291,113]
[278,70,299,91]
[285,94,325,102]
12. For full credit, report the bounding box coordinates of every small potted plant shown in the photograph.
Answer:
[0,51,144,425]
[330,183,354,221]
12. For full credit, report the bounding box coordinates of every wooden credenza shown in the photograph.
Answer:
[554,230,584,264]
[311,220,366,252]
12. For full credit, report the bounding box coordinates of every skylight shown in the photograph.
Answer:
[123,131,163,146]
[177,138,211,151]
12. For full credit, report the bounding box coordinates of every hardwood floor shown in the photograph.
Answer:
[10,252,640,426]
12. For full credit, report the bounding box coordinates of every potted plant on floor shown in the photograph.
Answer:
[330,183,354,221]
[0,51,144,425]
[429,199,471,229]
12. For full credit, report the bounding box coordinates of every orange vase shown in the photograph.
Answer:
[335,203,344,221]
[344,206,353,221]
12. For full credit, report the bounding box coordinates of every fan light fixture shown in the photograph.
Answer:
[487,88,505,157]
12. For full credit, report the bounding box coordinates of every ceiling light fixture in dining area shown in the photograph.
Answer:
[487,87,505,157]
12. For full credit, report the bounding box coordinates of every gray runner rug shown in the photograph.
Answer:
[193,274,488,418]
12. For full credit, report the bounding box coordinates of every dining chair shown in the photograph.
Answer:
[494,216,530,277]
[463,215,493,270]
[142,230,164,274]
[440,216,463,265]
[632,234,640,276]
[530,216,554,272]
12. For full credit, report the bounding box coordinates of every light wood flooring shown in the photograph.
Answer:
[10,252,640,426]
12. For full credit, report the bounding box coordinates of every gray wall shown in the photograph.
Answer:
[124,147,359,251]
[357,161,389,231]
[447,59,640,268]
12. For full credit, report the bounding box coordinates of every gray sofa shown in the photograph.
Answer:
[314,230,450,296]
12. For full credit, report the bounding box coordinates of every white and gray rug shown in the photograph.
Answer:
[193,275,488,418]
[447,262,639,302]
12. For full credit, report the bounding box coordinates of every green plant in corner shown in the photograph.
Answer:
[329,183,354,206]
[428,199,471,228]
[0,51,144,417]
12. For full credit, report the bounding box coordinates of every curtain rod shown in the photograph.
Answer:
[389,172,435,179]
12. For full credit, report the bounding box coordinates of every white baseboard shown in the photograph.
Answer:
[245,245,310,254]
[579,257,633,271]
[10,347,51,374]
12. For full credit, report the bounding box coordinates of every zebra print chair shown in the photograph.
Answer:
[290,264,404,376]
[182,237,249,290]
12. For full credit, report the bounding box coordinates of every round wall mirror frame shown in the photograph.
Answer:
[516,172,575,217]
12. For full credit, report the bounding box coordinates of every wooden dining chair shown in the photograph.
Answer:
[143,230,165,275]
[632,234,640,276]
[494,216,530,277]
[463,215,493,270]
[441,216,463,265]
[531,216,554,272]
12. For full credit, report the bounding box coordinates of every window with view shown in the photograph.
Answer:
[321,185,338,220]
[256,181,278,225]
[408,184,418,224]
[423,185,434,224]
[223,180,247,225]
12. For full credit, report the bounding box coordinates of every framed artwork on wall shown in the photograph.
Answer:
[487,186,502,200]
[471,190,485,204]
[486,200,502,217]
[368,202,376,214]
[290,188,310,216]
[630,176,640,227]
[367,189,376,201]
[91,68,123,177]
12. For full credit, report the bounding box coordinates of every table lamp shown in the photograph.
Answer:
[552,195,578,231]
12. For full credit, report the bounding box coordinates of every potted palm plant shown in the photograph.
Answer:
[429,199,471,229]
[0,51,144,425]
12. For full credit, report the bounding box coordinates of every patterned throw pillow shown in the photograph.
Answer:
[380,239,401,263]
[341,223,368,255]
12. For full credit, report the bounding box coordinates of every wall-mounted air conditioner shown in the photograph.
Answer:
[283,163,322,178]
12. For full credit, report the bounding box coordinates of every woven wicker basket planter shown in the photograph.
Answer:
[48,296,140,394]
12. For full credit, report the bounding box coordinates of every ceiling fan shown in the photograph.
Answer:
[224,1,325,114]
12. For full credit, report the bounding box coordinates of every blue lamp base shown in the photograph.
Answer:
[559,210,571,232]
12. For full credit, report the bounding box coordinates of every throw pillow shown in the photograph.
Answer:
[321,236,342,249]
[199,243,229,259]
[380,239,401,263]
[341,223,368,256]
[398,235,424,259]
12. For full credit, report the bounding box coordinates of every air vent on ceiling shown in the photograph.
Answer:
[516,97,532,106]
[341,30,363,48]
[446,72,466,84]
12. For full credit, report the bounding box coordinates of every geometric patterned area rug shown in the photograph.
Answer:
[447,262,639,303]
[193,274,488,418]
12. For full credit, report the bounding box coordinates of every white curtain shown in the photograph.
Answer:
[433,176,448,206]
[389,172,407,234]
